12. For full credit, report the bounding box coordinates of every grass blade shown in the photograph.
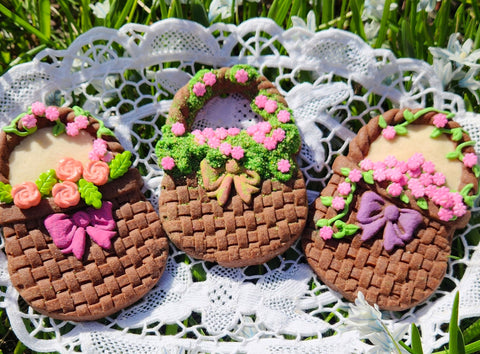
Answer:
[465,339,480,354]
[449,291,465,354]
[38,0,51,40]
[374,0,392,48]
[411,323,424,354]
[191,0,209,27]
[267,0,293,26]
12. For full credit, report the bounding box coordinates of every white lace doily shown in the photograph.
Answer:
[0,18,479,353]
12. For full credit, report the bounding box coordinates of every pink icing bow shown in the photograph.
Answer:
[357,191,423,251]
[44,201,116,260]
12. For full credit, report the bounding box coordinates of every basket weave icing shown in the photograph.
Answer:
[303,109,478,311]
[157,66,308,267]
[0,107,169,321]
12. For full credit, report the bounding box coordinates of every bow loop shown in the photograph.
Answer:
[357,191,423,251]
[45,201,117,260]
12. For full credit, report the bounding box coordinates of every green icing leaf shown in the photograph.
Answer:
[403,110,414,122]
[78,179,103,209]
[321,196,333,206]
[451,127,463,141]
[464,195,476,207]
[400,192,409,204]
[460,183,474,197]
[341,167,351,177]
[416,197,428,210]
[0,182,12,203]
[430,127,443,138]
[316,219,328,228]
[394,125,408,135]
[343,224,360,236]
[52,121,66,136]
[97,125,116,138]
[332,231,346,239]
[473,165,480,178]
[109,151,132,179]
[72,106,90,116]
[35,169,57,196]
[378,115,387,129]
[362,170,374,184]
[446,151,460,159]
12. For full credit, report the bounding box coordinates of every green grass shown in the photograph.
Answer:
[1,0,480,353]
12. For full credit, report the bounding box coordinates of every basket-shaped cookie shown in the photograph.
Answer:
[156,65,308,267]
[0,103,169,321]
[303,108,479,311]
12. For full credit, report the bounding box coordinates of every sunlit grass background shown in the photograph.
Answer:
[1,0,480,353]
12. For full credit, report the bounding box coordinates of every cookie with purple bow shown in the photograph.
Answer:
[303,108,479,311]
[0,103,168,321]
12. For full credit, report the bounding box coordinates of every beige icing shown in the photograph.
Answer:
[9,128,93,185]
[367,124,462,190]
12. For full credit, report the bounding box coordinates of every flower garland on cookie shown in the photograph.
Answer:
[155,65,301,206]
[0,103,132,210]
[316,108,480,250]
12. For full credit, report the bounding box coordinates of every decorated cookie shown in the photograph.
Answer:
[303,108,479,311]
[156,65,308,267]
[0,103,169,321]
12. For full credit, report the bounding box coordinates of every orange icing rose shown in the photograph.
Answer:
[56,157,84,182]
[83,160,109,186]
[11,181,41,209]
[52,181,81,208]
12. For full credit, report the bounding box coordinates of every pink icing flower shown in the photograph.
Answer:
[397,175,408,187]
[89,150,101,161]
[263,137,277,150]
[373,161,386,170]
[271,128,286,142]
[215,127,228,140]
[253,131,266,144]
[56,157,84,182]
[438,207,454,221]
[331,196,345,210]
[203,72,217,86]
[319,226,334,241]
[258,121,272,134]
[219,142,232,156]
[451,192,463,204]
[102,151,113,163]
[255,95,268,108]
[337,182,351,196]
[11,182,41,209]
[277,110,291,123]
[433,187,453,208]
[21,114,37,129]
[349,169,362,183]
[407,153,425,171]
[31,101,46,116]
[359,158,374,171]
[52,181,81,208]
[161,156,175,170]
[247,125,258,136]
[264,100,278,114]
[463,153,478,168]
[433,113,448,128]
[453,202,467,217]
[231,146,244,160]
[45,106,60,121]
[382,126,396,140]
[171,122,186,136]
[277,159,291,173]
[234,69,249,83]
[192,129,202,136]
[419,173,433,187]
[432,172,446,186]
[410,184,425,199]
[208,136,221,148]
[384,155,398,168]
[227,127,240,136]
[66,122,80,136]
[387,182,403,197]
[194,134,206,145]
[373,168,387,182]
[202,127,215,139]
[409,167,422,178]
[397,161,408,174]
[386,167,403,183]
[75,115,89,129]
[92,138,108,158]
[193,82,206,96]
[83,160,110,186]
[425,184,437,198]
[422,160,436,174]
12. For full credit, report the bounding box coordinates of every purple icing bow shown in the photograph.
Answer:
[44,201,116,260]
[357,191,423,251]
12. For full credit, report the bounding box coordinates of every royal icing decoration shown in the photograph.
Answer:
[156,65,301,206]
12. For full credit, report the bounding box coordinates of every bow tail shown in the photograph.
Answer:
[233,175,260,204]
[360,217,386,242]
[86,226,116,250]
[61,228,86,260]
[44,214,77,249]
[383,221,407,252]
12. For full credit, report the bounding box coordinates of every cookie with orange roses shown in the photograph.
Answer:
[0,103,168,321]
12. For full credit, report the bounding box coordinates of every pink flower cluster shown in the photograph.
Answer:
[89,138,113,162]
[246,121,286,151]
[255,95,278,114]
[190,126,244,159]
[66,115,89,137]
[234,69,249,83]
[19,102,62,129]
[359,153,467,221]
